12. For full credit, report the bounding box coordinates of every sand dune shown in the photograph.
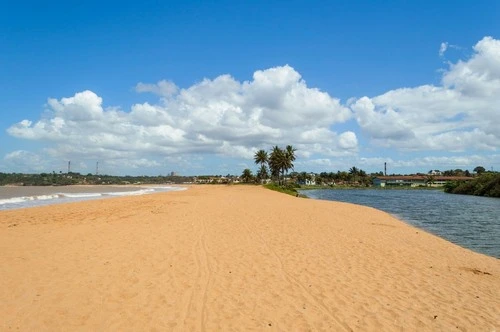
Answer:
[1,185,499,331]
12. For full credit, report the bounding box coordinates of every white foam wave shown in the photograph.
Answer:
[0,194,60,205]
[0,186,187,210]
[36,194,61,201]
[60,193,103,198]
[0,197,29,205]
[105,188,155,196]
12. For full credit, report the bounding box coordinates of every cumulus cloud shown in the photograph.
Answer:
[3,150,47,172]
[6,37,500,175]
[351,36,500,152]
[7,65,354,173]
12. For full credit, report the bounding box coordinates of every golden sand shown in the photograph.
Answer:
[1,185,499,331]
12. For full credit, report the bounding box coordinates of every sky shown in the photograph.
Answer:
[1,1,499,176]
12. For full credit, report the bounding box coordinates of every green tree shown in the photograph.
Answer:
[284,145,297,184]
[254,149,268,167]
[241,169,254,183]
[297,171,308,183]
[254,145,298,186]
[269,146,285,185]
[256,164,269,182]
[337,171,349,182]
[349,166,359,183]
[254,149,269,183]
[358,169,369,186]
[474,166,486,174]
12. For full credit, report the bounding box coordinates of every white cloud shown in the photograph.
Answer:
[106,158,162,169]
[388,155,498,170]
[338,131,358,150]
[351,36,500,152]
[47,90,105,121]
[3,150,46,172]
[439,42,448,57]
[135,80,179,97]
[6,37,500,175]
[7,65,353,174]
[442,36,500,98]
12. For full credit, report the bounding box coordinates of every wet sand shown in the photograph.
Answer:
[1,185,499,331]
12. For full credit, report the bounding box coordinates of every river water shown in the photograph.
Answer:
[300,189,500,259]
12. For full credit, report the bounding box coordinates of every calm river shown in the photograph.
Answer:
[300,189,500,259]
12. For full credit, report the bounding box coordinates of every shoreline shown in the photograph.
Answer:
[1,185,498,330]
[301,187,500,259]
[0,184,186,211]
[298,185,444,191]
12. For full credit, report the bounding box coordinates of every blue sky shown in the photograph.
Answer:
[1,1,499,176]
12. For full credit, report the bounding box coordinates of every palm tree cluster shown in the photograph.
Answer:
[312,167,369,186]
[348,166,367,183]
[254,145,296,185]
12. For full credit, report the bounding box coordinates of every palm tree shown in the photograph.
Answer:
[358,169,367,185]
[254,149,268,166]
[269,146,285,185]
[241,169,254,183]
[254,149,269,183]
[284,145,297,183]
[349,166,359,184]
[252,145,298,186]
[256,164,269,182]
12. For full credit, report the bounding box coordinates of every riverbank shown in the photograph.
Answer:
[301,188,500,258]
[1,185,498,330]
[298,184,443,190]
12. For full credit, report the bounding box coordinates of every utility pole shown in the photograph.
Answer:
[96,161,99,176]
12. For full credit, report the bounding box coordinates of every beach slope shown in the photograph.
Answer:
[1,185,499,331]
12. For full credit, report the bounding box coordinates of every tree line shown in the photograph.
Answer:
[298,167,372,186]
[0,172,193,186]
[444,172,500,197]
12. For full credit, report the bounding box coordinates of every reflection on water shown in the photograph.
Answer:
[301,189,500,258]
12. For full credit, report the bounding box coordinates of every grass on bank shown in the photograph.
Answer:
[263,183,308,197]
[262,182,446,197]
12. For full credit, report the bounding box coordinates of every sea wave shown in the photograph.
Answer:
[60,193,103,198]
[0,194,62,205]
[104,188,156,196]
[0,186,187,210]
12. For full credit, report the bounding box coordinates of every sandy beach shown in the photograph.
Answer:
[1,185,498,331]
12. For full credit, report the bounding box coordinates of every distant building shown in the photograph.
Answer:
[298,173,316,186]
[373,176,473,188]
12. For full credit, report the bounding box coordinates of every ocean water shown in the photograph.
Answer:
[0,185,187,211]
[300,189,500,259]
